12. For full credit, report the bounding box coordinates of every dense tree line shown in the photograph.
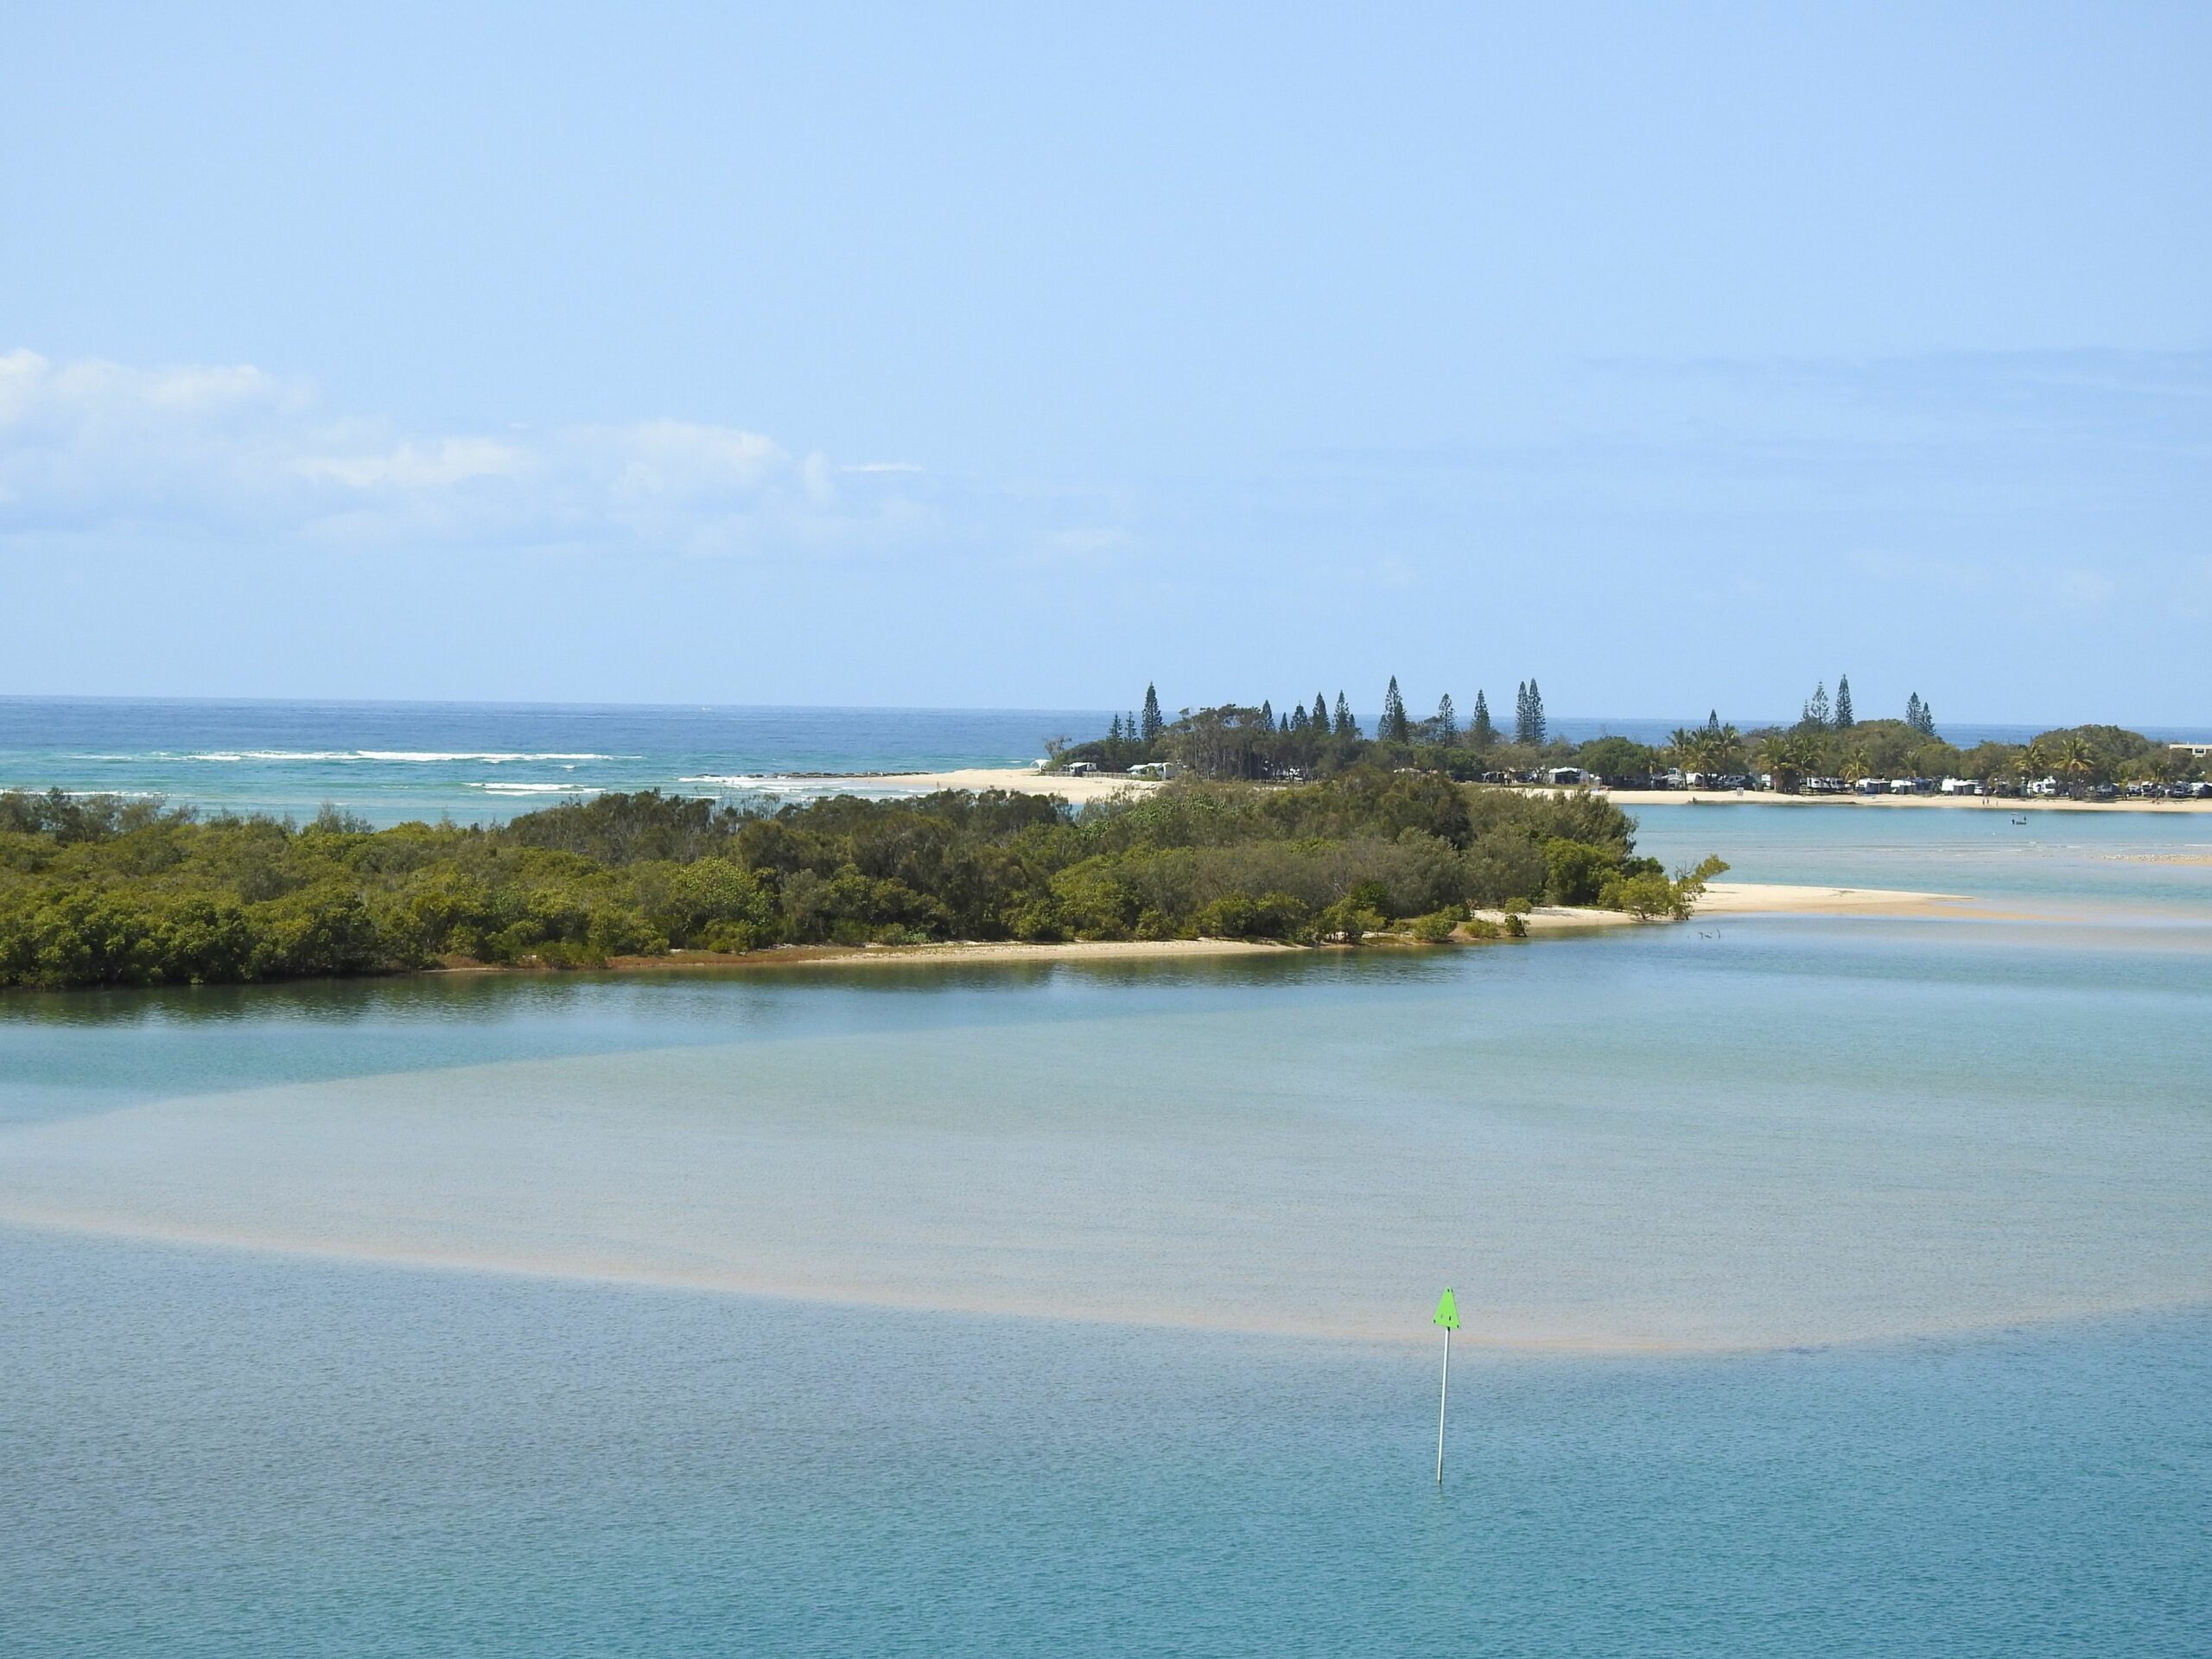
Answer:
[0,777,1721,989]
[1645,713,2196,795]
[1057,678,1566,784]
[1061,679,2200,798]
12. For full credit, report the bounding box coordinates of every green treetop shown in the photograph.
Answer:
[1470,690,1495,747]
[1381,677,1411,743]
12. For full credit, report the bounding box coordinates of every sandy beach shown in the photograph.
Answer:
[1696,881,1978,918]
[519,882,1954,978]
[854,766,1159,803]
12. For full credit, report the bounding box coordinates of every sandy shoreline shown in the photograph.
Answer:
[855,766,1158,803]
[1696,881,1978,917]
[451,884,1954,979]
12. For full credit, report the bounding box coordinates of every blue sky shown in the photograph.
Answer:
[2,3,2207,725]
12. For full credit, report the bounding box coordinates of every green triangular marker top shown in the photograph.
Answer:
[1433,1287,1461,1330]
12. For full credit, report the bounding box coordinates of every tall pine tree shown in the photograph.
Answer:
[1435,693,1457,740]
[1514,682,1531,745]
[1381,677,1410,742]
[1834,675,1854,728]
[1905,691,1923,734]
[1333,692,1357,739]
[1525,679,1547,747]
[1259,699,1274,729]
[1140,684,1164,744]
[1803,682,1831,730]
[1312,693,1329,731]
[1109,713,1124,741]
[1470,690,1495,747]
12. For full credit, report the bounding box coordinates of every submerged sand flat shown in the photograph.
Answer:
[4,977,2205,1353]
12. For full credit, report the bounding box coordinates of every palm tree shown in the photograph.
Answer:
[1714,723,1745,774]
[1663,728,1700,782]
[1757,731,1820,794]
[2056,734,2096,798]
[2016,740,2048,794]
[1840,747,1872,786]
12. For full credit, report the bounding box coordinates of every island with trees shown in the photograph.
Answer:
[0,775,1726,991]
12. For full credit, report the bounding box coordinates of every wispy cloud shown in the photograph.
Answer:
[0,349,925,553]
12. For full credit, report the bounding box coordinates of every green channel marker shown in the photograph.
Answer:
[1433,1288,1459,1484]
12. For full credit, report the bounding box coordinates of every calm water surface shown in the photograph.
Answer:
[2,796,2209,1655]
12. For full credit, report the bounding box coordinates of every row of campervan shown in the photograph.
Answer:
[1792,776,1965,796]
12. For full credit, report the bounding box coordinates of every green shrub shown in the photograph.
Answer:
[1407,908,1463,943]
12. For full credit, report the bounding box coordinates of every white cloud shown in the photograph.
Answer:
[0,348,918,552]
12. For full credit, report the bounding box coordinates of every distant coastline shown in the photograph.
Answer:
[832,766,2212,816]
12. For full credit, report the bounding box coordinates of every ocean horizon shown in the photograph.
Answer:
[6,695,2203,827]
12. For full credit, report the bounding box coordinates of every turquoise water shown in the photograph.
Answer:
[0,698,1111,823]
[3,804,2210,1652]
[1635,801,2212,918]
[5,1229,2203,1657]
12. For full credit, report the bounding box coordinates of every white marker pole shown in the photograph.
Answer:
[1434,1320,1452,1485]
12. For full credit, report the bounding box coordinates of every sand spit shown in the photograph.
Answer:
[431,885,1953,981]
[850,766,1158,803]
[1696,881,1979,918]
